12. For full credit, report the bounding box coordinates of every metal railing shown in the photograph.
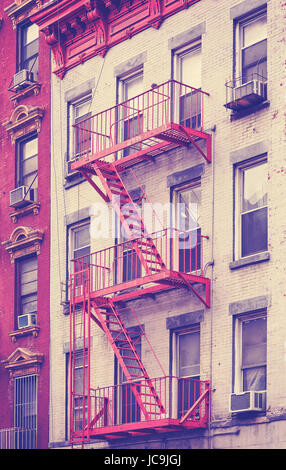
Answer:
[0,427,37,449]
[71,376,210,433]
[71,227,208,296]
[73,79,209,163]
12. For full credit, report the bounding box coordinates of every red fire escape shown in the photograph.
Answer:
[69,80,211,444]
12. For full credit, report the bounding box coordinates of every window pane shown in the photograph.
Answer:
[243,365,266,391]
[74,225,90,251]
[243,16,267,48]
[180,47,201,89]
[177,185,201,231]
[124,73,143,101]
[23,24,38,45]
[75,100,91,120]
[241,206,267,257]
[242,317,267,365]
[23,138,38,160]
[178,331,200,378]
[242,163,267,212]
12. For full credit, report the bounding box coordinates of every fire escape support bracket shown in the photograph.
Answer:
[79,169,110,202]
[176,272,211,308]
[176,125,212,163]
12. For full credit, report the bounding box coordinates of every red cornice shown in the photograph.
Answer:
[31,0,200,79]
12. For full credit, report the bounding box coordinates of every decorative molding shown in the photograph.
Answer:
[31,0,201,79]
[5,0,44,29]
[2,347,44,379]
[2,104,44,144]
[9,202,41,223]
[2,226,44,263]
[10,83,42,106]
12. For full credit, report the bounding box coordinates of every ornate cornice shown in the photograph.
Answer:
[2,226,44,263]
[5,0,44,29]
[31,0,200,79]
[2,104,44,144]
[2,347,44,378]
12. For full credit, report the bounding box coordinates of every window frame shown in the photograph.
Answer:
[172,179,202,273]
[235,9,267,83]
[67,94,92,164]
[117,67,144,156]
[173,40,202,129]
[171,325,201,419]
[67,219,91,278]
[234,156,268,260]
[17,21,39,79]
[15,254,38,329]
[233,311,267,394]
[16,133,38,198]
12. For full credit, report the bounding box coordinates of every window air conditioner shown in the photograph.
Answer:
[10,186,35,208]
[230,391,266,413]
[233,79,266,104]
[13,69,34,90]
[18,313,37,330]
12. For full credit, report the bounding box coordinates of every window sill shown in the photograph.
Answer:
[230,251,270,270]
[9,325,40,343]
[64,172,86,189]
[10,83,41,105]
[230,100,270,121]
[9,202,40,223]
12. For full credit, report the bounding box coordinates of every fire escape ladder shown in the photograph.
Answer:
[91,299,166,420]
[91,160,167,276]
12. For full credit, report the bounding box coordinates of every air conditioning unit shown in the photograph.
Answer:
[13,69,34,90]
[230,391,266,413]
[17,313,37,330]
[234,79,266,101]
[10,186,35,208]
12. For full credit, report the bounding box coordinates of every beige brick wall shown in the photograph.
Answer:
[49,0,286,448]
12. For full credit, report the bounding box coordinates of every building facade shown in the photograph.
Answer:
[33,0,286,449]
[0,0,51,449]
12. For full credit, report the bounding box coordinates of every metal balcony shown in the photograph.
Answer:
[70,227,210,307]
[71,376,210,441]
[71,79,211,172]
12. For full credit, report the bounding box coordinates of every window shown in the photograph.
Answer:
[117,332,141,424]
[176,328,200,419]
[70,350,88,431]
[234,314,267,392]
[175,43,202,129]
[16,256,38,324]
[16,135,38,200]
[118,69,143,156]
[174,181,201,272]
[14,374,37,449]
[68,95,92,163]
[236,159,268,258]
[69,221,91,275]
[238,12,267,83]
[18,22,39,79]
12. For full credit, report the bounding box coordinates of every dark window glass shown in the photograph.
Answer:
[242,317,267,391]
[17,256,38,320]
[241,206,267,257]
[177,331,200,419]
[18,137,38,199]
[20,23,39,78]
